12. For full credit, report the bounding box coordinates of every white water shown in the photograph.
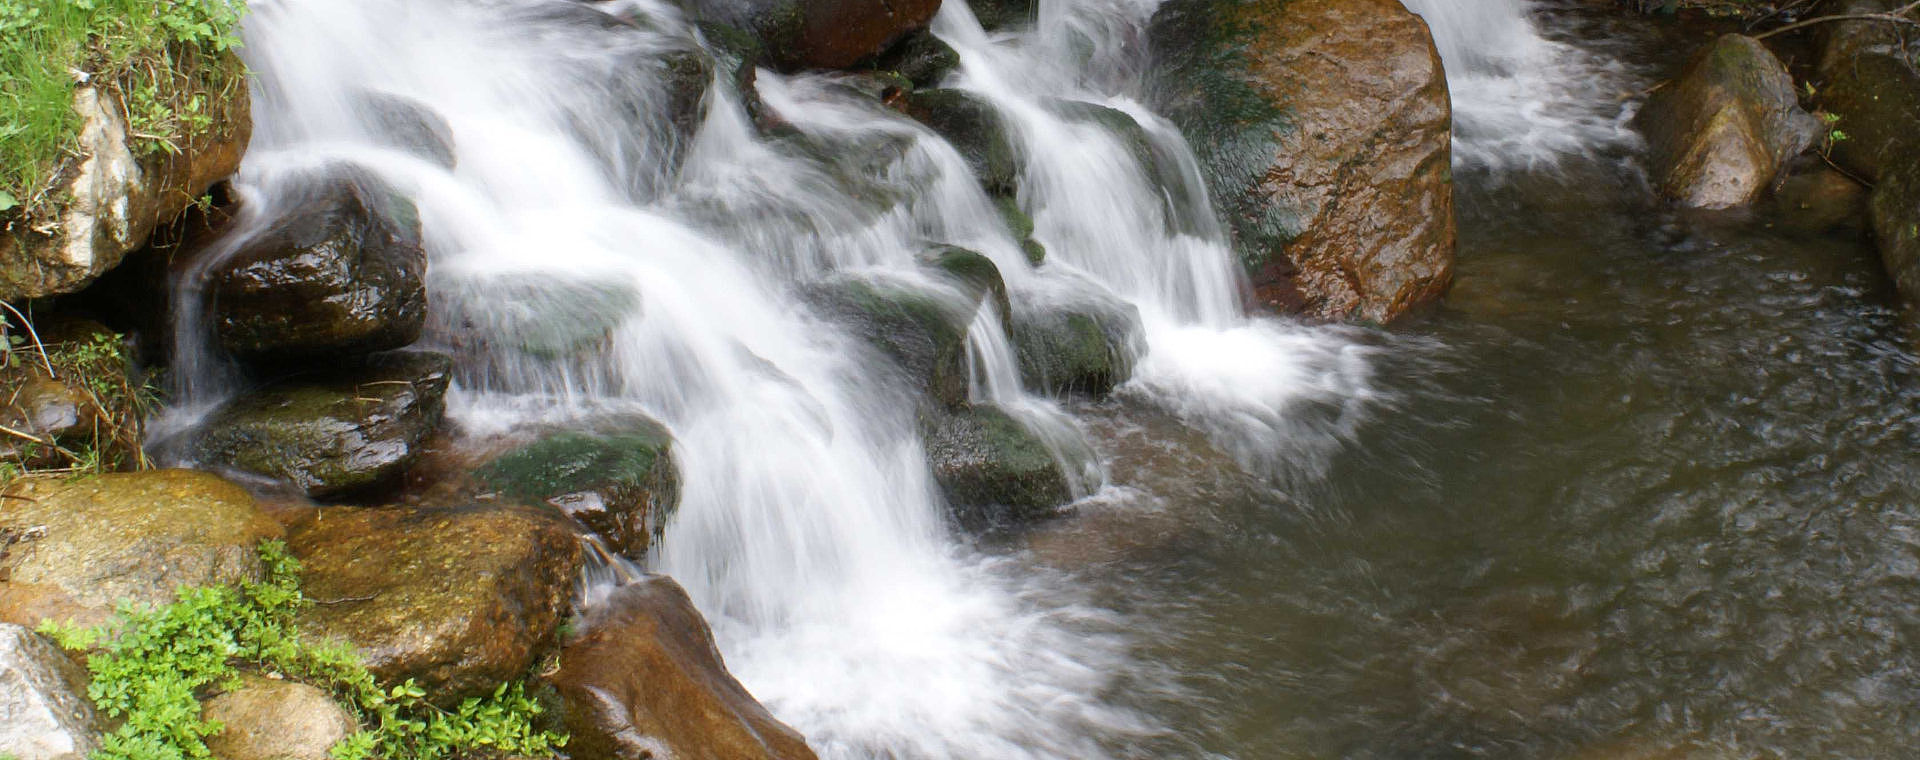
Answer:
[161,0,1402,755]
[1401,0,1643,169]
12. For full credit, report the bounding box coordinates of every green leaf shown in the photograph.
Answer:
[0,189,17,212]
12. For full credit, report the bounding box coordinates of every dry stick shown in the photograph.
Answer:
[0,301,57,378]
[1754,2,1920,40]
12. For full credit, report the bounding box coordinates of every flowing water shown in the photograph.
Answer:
[157,0,1920,756]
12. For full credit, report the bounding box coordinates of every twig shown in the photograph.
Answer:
[0,301,57,378]
[1755,2,1920,40]
[310,593,380,606]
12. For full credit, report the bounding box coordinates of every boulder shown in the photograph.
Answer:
[676,0,941,72]
[354,91,457,169]
[436,275,640,366]
[202,674,358,760]
[874,31,961,90]
[0,624,101,760]
[993,196,1047,265]
[925,245,1011,322]
[1009,286,1143,396]
[1872,158,1920,303]
[0,318,143,471]
[210,173,426,362]
[808,275,974,408]
[189,350,450,499]
[1770,163,1870,235]
[923,405,1072,528]
[0,53,250,302]
[1815,0,1920,182]
[475,419,679,559]
[969,0,1037,31]
[1148,0,1454,323]
[550,576,818,760]
[288,502,583,702]
[0,470,282,628]
[903,88,1020,197]
[1638,34,1822,209]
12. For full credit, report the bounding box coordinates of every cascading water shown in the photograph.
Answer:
[163,0,1392,755]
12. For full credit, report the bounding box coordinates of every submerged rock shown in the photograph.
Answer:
[904,88,1020,197]
[1148,0,1454,323]
[203,674,358,760]
[355,90,457,169]
[809,275,974,408]
[190,350,452,499]
[0,624,100,760]
[676,0,939,72]
[211,174,426,362]
[923,405,1072,528]
[1638,34,1821,209]
[550,576,818,760]
[475,419,679,559]
[1010,285,1143,397]
[969,0,1038,31]
[288,502,583,702]
[1771,163,1870,235]
[0,470,282,628]
[0,52,250,302]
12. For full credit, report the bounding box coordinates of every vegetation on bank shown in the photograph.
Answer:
[0,318,153,481]
[0,0,246,215]
[40,541,566,760]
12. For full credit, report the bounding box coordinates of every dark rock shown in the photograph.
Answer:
[676,0,941,72]
[1816,0,1920,182]
[475,419,679,559]
[875,31,961,90]
[1770,162,1870,234]
[203,674,358,760]
[1148,0,1454,323]
[289,501,583,703]
[1638,34,1821,209]
[436,274,640,364]
[0,623,100,760]
[969,0,1037,31]
[210,174,426,362]
[1010,285,1143,396]
[993,196,1047,266]
[808,275,974,408]
[0,470,282,628]
[355,91,457,169]
[189,350,452,499]
[1873,158,1920,303]
[904,88,1020,197]
[926,245,1010,323]
[923,405,1072,528]
[550,576,818,760]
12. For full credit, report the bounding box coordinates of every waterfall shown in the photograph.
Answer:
[159,0,1387,754]
[1400,0,1643,169]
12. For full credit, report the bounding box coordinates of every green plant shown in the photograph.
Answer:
[1,314,156,477]
[41,541,566,760]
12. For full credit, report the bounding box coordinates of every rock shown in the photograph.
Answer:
[969,0,1037,31]
[0,318,143,470]
[904,88,1020,197]
[550,576,818,760]
[210,173,426,362]
[203,674,358,760]
[0,53,250,302]
[808,275,975,408]
[923,405,1072,528]
[993,196,1047,265]
[0,470,282,628]
[1770,163,1870,234]
[1009,284,1143,396]
[1148,0,1454,323]
[676,0,941,72]
[925,245,1011,323]
[0,624,100,760]
[1815,0,1920,182]
[189,350,452,499]
[1638,34,1822,209]
[288,501,583,702]
[874,31,961,90]
[1047,99,1193,233]
[475,419,679,559]
[436,275,640,366]
[1872,158,1920,303]
[355,91,457,169]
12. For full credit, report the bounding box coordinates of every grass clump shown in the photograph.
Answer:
[40,540,567,760]
[0,0,246,216]
[1,315,155,480]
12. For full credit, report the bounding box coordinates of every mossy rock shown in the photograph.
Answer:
[993,196,1047,266]
[807,275,974,408]
[922,405,1071,529]
[355,90,456,169]
[874,31,960,90]
[189,351,452,499]
[925,245,1010,323]
[438,275,640,362]
[969,0,1038,31]
[1010,289,1144,397]
[475,420,679,559]
[903,88,1019,197]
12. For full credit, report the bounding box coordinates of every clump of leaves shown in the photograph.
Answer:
[41,541,567,760]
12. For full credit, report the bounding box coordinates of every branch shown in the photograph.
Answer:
[1754,1,1920,40]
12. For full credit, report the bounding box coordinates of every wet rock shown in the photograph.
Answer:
[1815,0,1920,182]
[0,624,100,760]
[1047,99,1194,233]
[994,196,1047,265]
[904,88,1020,197]
[475,419,679,559]
[1638,34,1821,209]
[0,318,143,470]
[1770,163,1870,235]
[926,245,1011,322]
[1873,158,1920,303]
[355,91,456,169]
[1,53,250,302]
[969,0,1037,31]
[1148,0,1454,323]
[211,174,426,362]
[550,576,818,760]
[676,0,940,72]
[1009,284,1143,396]
[203,674,358,760]
[437,274,640,364]
[288,501,583,702]
[923,405,1072,528]
[808,275,974,408]
[189,350,452,499]
[0,470,282,628]
[874,31,961,90]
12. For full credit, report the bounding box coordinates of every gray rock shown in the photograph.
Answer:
[1638,34,1822,209]
[203,674,357,760]
[0,624,100,760]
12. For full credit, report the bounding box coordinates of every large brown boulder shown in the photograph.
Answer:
[1814,0,1920,304]
[202,674,358,760]
[678,0,941,72]
[0,623,101,760]
[1638,34,1821,209]
[1149,0,1454,323]
[550,577,817,760]
[0,470,283,628]
[288,502,583,702]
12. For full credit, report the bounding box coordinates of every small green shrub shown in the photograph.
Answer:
[41,541,566,760]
